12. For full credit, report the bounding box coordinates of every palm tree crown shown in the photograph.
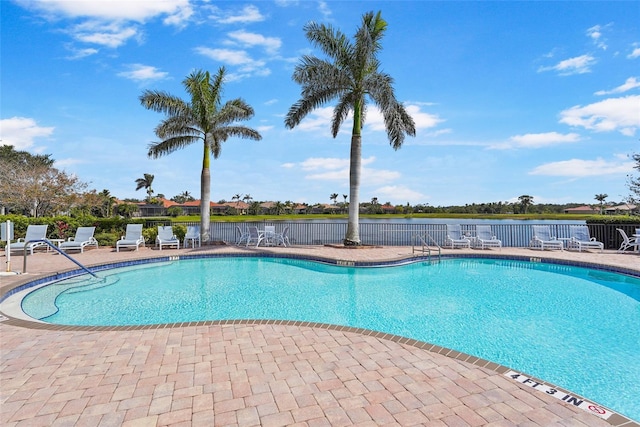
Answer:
[140,67,261,242]
[135,173,155,200]
[285,11,415,245]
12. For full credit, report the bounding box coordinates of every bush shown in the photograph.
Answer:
[94,232,119,247]
[143,227,157,245]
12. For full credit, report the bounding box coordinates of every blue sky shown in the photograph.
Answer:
[1,1,639,207]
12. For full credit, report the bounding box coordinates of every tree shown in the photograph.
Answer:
[628,153,640,203]
[140,67,262,242]
[0,145,90,216]
[232,193,242,207]
[594,193,608,215]
[518,195,533,214]
[135,173,155,200]
[330,193,338,204]
[285,11,415,245]
[99,189,116,217]
[172,191,194,204]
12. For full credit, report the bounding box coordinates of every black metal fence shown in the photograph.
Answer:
[148,221,640,250]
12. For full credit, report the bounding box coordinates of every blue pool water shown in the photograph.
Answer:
[21,257,640,421]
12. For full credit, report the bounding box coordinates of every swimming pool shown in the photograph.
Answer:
[13,256,640,422]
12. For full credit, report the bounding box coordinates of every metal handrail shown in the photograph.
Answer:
[412,232,441,260]
[21,239,97,277]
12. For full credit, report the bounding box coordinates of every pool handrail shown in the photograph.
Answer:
[21,239,97,278]
[412,232,441,260]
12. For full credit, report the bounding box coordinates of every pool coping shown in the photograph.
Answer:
[1,252,639,425]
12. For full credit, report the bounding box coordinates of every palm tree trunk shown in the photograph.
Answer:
[201,144,211,243]
[345,133,361,245]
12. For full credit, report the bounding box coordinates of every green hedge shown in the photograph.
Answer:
[0,215,146,244]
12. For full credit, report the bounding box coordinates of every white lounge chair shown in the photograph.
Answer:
[116,224,145,252]
[246,226,264,247]
[569,225,603,252]
[59,227,98,253]
[235,225,249,246]
[5,224,49,255]
[184,225,201,248]
[275,226,290,247]
[156,226,179,250]
[445,224,471,249]
[475,225,501,249]
[530,225,563,251]
[617,228,640,253]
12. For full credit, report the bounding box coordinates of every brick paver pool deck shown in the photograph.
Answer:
[1,245,639,427]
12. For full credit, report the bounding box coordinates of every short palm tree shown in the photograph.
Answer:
[285,11,415,245]
[594,193,608,215]
[135,173,154,200]
[140,68,261,242]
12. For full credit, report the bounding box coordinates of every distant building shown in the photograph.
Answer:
[605,204,638,215]
[563,205,599,214]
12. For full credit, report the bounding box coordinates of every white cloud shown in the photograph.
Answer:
[628,45,640,59]
[14,0,192,24]
[295,156,396,184]
[69,21,139,48]
[529,157,634,177]
[117,64,169,82]
[214,5,264,24]
[317,1,332,20]
[367,104,444,131]
[586,24,609,50]
[65,46,99,59]
[256,125,274,133]
[288,104,444,136]
[226,30,281,54]
[490,132,581,150]
[594,77,640,95]
[194,47,267,74]
[538,54,596,75]
[0,117,54,150]
[374,185,426,204]
[559,95,640,135]
[15,0,192,51]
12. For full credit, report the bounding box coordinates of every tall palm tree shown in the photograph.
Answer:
[285,11,415,246]
[330,193,338,205]
[140,68,262,242]
[594,193,608,215]
[135,173,154,200]
[518,195,533,214]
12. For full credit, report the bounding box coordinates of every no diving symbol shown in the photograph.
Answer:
[588,405,607,415]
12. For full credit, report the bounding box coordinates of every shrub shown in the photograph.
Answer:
[95,232,119,247]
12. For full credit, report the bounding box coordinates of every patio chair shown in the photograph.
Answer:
[59,226,98,253]
[263,225,276,246]
[275,226,290,247]
[184,225,201,248]
[530,225,563,251]
[568,225,603,252]
[5,224,49,255]
[246,226,264,247]
[116,224,145,252]
[475,225,501,249]
[617,228,640,253]
[156,226,179,250]
[445,224,471,249]
[235,225,249,246]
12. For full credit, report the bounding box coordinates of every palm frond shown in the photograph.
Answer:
[139,91,190,117]
[147,135,200,159]
[332,95,355,137]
